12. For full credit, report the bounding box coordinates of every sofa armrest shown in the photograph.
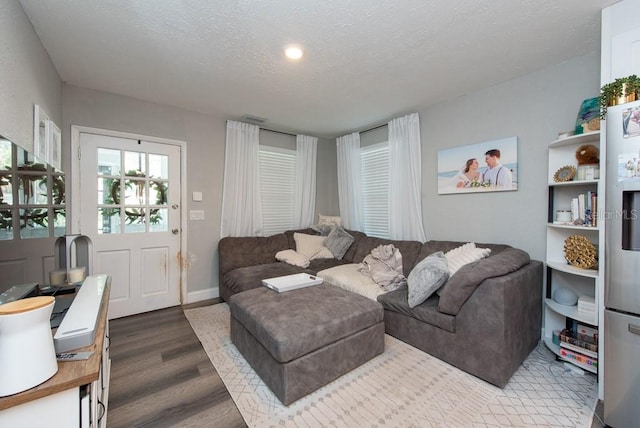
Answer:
[218,234,289,282]
[454,260,543,386]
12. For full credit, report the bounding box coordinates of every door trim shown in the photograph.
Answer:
[70,125,188,304]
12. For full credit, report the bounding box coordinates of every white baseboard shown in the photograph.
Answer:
[185,286,219,304]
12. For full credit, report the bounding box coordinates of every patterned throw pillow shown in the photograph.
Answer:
[444,243,491,276]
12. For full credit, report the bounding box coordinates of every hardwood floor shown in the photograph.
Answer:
[107,301,246,428]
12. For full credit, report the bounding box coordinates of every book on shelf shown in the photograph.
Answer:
[569,192,597,227]
[560,328,598,353]
[560,348,598,370]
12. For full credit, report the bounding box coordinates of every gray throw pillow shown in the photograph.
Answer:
[311,224,333,236]
[324,226,355,260]
[407,252,449,308]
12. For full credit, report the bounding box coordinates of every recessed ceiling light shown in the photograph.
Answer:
[284,46,303,60]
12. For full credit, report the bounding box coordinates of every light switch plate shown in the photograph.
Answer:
[190,210,205,220]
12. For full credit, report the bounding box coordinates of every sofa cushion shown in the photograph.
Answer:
[223,262,310,296]
[407,252,449,308]
[353,237,423,277]
[324,226,355,260]
[294,233,334,260]
[438,248,531,315]
[317,264,387,301]
[377,287,455,333]
[218,233,289,276]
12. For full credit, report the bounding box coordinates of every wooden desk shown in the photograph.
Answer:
[0,282,110,427]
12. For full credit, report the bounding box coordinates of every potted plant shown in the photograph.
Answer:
[600,74,640,119]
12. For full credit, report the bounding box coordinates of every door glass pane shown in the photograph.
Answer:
[98,148,121,176]
[149,208,168,232]
[0,173,13,205]
[53,208,65,237]
[149,180,168,206]
[19,208,48,239]
[98,207,120,234]
[0,209,12,240]
[124,151,146,176]
[148,154,168,179]
[0,138,11,167]
[124,179,146,205]
[99,177,120,204]
[18,174,47,204]
[125,208,146,233]
[51,175,65,205]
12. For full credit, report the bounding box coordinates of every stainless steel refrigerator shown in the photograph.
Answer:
[605,99,640,427]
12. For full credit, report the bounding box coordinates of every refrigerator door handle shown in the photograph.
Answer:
[629,323,640,336]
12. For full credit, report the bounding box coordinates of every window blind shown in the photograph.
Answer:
[258,146,296,236]
[361,142,389,238]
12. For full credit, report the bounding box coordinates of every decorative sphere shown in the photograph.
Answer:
[552,288,578,306]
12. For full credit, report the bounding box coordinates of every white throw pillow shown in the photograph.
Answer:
[293,233,334,260]
[444,243,491,276]
[275,249,310,268]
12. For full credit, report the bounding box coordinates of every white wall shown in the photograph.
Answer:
[0,0,61,153]
[420,52,601,261]
[62,84,339,297]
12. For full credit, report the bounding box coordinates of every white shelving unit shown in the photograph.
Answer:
[544,131,603,379]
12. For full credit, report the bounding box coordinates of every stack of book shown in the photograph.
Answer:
[559,323,598,373]
[569,192,597,227]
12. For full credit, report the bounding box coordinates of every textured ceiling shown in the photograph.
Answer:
[18,0,616,138]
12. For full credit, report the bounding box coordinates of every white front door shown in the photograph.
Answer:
[78,132,181,318]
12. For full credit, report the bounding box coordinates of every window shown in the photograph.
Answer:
[0,138,65,240]
[361,142,389,238]
[259,145,296,236]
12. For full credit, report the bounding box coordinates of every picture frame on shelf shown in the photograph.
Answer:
[48,120,61,170]
[33,104,49,162]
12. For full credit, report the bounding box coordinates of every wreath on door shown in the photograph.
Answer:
[106,170,168,224]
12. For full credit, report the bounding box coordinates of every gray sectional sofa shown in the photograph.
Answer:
[218,228,543,388]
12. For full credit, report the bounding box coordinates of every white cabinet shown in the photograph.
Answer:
[544,131,603,381]
[0,283,111,427]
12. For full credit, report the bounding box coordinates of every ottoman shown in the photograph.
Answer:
[229,284,385,405]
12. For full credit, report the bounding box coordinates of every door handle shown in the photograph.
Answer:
[172,228,179,235]
[172,204,178,209]
[629,323,640,336]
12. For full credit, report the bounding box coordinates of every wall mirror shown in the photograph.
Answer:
[0,135,65,240]
[0,135,66,291]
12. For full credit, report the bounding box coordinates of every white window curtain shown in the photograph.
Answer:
[220,120,262,237]
[388,112,426,241]
[294,134,318,228]
[336,132,363,230]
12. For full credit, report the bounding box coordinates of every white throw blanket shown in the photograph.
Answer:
[357,244,406,292]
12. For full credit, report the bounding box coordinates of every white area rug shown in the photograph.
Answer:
[185,304,597,428]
